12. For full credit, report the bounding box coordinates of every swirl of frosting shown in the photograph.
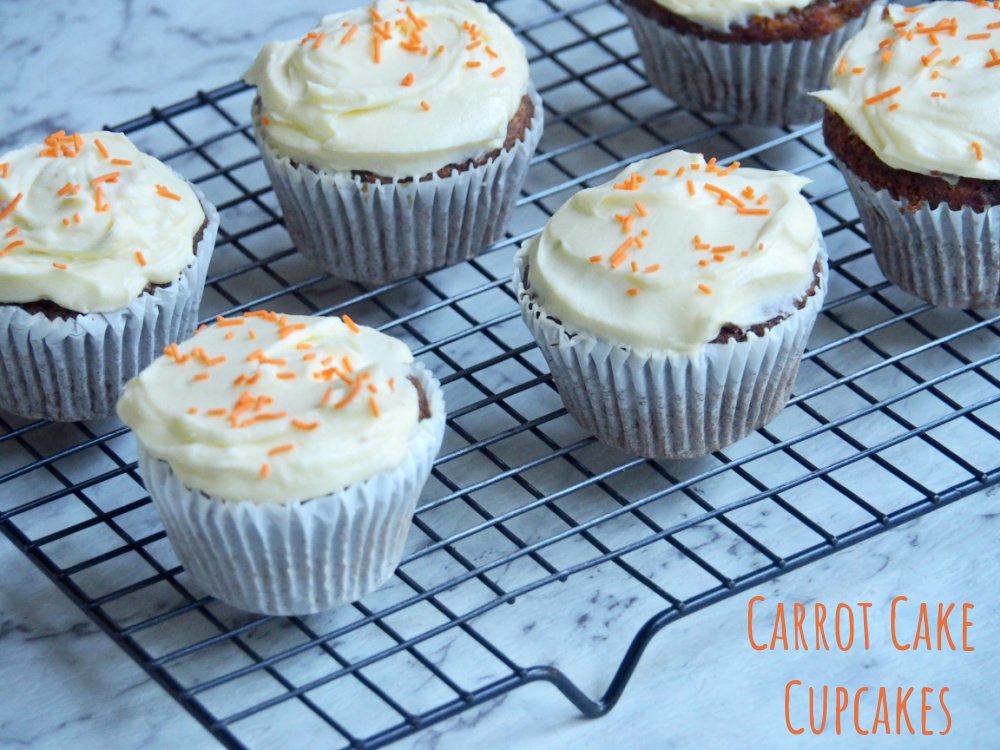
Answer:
[117,312,422,505]
[243,0,530,178]
[646,0,815,32]
[813,2,1000,179]
[522,151,821,354]
[0,131,204,314]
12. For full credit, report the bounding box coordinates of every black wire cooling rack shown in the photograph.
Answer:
[3,0,1000,748]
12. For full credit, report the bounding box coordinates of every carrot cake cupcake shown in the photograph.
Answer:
[244,0,543,284]
[619,0,875,124]
[514,150,826,458]
[117,312,446,615]
[814,1,1000,308]
[0,130,218,422]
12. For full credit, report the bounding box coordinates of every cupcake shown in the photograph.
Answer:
[620,0,874,125]
[0,130,218,422]
[814,2,1000,309]
[116,311,446,615]
[243,0,543,284]
[514,151,827,459]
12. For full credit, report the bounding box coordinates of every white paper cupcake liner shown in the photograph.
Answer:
[835,157,1000,309]
[252,85,544,285]
[513,239,828,459]
[622,4,867,125]
[137,364,445,616]
[0,187,219,422]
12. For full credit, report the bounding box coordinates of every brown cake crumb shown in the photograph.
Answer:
[12,217,209,321]
[823,109,1000,213]
[619,0,873,43]
[408,375,431,421]
[351,94,536,184]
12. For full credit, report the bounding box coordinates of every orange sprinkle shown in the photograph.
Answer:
[864,85,902,105]
[321,386,335,407]
[437,44,445,55]
[931,92,948,98]
[216,316,245,327]
[645,264,660,273]
[973,141,984,161]
[135,251,147,266]
[951,56,962,65]
[852,67,865,74]
[990,21,1000,30]
[57,182,75,197]
[374,35,382,63]
[491,66,506,77]
[589,255,603,263]
[342,314,361,333]
[206,409,227,417]
[922,47,942,66]
[342,356,354,373]
[401,72,415,86]
[756,194,769,206]
[634,201,648,217]
[296,343,313,350]
[4,227,16,238]
[968,33,992,40]
[194,373,210,382]
[703,184,745,208]
[837,58,847,75]
[622,214,634,234]
[631,260,638,272]
[38,148,59,158]
[370,7,384,22]
[705,157,718,173]
[741,251,749,257]
[741,186,755,199]
[466,40,481,50]
[406,5,426,29]
[0,193,23,223]
[626,288,640,296]
[277,323,307,338]
[62,218,70,226]
[313,31,327,48]
[111,158,132,166]
[268,444,295,456]
[712,245,735,253]
[881,49,893,63]
[155,184,182,201]
[609,237,635,269]
[188,408,198,415]
[94,186,107,212]
[697,284,712,295]
[713,254,725,263]
[736,207,771,215]
[0,163,8,178]
[292,419,320,431]
[485,45,498,58]
[276,372,296,380]
[94,139,110,159]
[334,379,364,409]
[260,464,270,479]
[888,103,901,111]
[421,100,431,111]
[342,24,359,43]
[52,262,67,270]
[369,395,380,417]
[717,161,740,178]
[72,133,83,152]
[687,180,695,196]
[698,259,709,267]
[466,61,481,68]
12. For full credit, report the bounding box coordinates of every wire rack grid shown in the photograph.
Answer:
[3,0,1000,748]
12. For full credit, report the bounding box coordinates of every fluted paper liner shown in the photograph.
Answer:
[835,157,1000,309]
[0,187,219,422]
[252,86,543,284]
[513,239,827,458]
[622,5,866,125]
[137,364,445,616]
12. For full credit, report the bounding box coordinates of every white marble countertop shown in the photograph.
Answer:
[2,2,998,749]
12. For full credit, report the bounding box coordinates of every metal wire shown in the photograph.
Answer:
[3,0,1000,748]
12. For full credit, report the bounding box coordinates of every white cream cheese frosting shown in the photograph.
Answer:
[648,0,815,32]
[814,2,1000,179]
[243,0,530,178]
[0,131,204,314]
[523,151,821,354]
[117,312,422,505]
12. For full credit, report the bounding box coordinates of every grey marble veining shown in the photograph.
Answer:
[2,1,999,749]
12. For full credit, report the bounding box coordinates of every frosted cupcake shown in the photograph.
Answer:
[117,312,446,615]
[0,130,218,422]
[620,0,874,125]
[244,0,543,284]
[514,151,826,458]
[814,1,1000,308]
